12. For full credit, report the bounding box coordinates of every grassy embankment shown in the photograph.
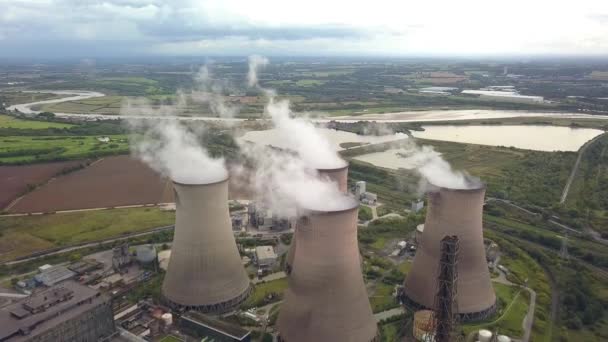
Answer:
[0,207,175,262]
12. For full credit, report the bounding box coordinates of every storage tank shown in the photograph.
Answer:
[277,197,377,342]
[161,313,173,326]
[403,183,496,321]
[497,335,511,342]
[135,245,156,264]
[413,310,435,341]
[285,162,349,274]
[416,224,425,243]
[162,177,251,313]
[478,329,492,342]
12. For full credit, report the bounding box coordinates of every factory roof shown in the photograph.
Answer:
[255,246,277,260]
[0,281,108,341]
[182,311,250,340]
[34,265,76,287]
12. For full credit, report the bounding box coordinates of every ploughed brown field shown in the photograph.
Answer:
[8,156,174,213]
[7,155,252,214]
[0,161,85,210]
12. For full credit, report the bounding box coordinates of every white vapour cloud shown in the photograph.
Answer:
[191,64,240,119]
[238,143,353,216]
[398,144,480,190]
[123,98,227,185]
[248,55,346,170]
[265,98,346,169]
[247,55,269,87]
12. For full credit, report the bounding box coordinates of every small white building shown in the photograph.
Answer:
[411,199,424,213]
[255,246,278,268]
[355,181,366,198]
[97,136,110,143]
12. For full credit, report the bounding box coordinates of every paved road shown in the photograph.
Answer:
[374,307,405,322]
[560,132,607,204]
[491,267,536,342]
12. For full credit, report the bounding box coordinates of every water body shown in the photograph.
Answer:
[411,125,603,152]
[239,128,408,151]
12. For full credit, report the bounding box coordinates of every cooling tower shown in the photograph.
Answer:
[285,163,349,273]
[278,199,377,342]
[162,177,250,313]
[403,184,496,321]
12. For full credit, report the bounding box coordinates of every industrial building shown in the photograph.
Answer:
[285,163,349,274]
[0,281,115,341]
[255,246,278,268]
[162,177,251,313]
[403,184,496,321]
[34,265,76,287]
[278,198,377,342]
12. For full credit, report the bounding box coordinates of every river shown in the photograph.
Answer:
[8,90,608,124]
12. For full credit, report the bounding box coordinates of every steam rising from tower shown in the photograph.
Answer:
[403,183,496,321]
[278,199,377,342]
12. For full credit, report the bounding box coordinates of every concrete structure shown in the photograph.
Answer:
[180,311,251,342]
[478,329,492,342]
[34,265,76,287]
[403,184,496,321]
[162,177,251,313]
[355,181,366,198]
[411,199,425,213]
[415,224,425,244]
[285,163,349,274]
[255,246,278,268]
[361,192,377,205]
[0,281,114,341]
[278,199,377,342]
[135,245,157,264]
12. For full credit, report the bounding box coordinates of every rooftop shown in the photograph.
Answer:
[255,246,277,260]
[0,281,109,341]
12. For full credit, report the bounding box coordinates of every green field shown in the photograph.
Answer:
[242,278,289,309]
[0,92,64,106]
[37,96,125,115]
[369,282,399,313]
[0,114,73,129]
[0,135,129,163]
[0,207,175,262]
[464,283,529,338]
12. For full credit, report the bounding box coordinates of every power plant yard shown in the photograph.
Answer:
[1,57,607,342]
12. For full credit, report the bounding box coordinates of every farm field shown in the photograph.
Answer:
[8,155,174,213]
[0,92,64,106]
[0,161,85,209]
[36,96,125,115]
[0,207,175,262]
[0,135,129,164]
[0,114,73,129]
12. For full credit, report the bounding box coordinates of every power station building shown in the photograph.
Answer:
[162,177,251,313]
[278,198,377,342]
[403,184,496,321]
[0,281,115,341]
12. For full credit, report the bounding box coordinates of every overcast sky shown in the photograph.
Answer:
[2,0,608,58]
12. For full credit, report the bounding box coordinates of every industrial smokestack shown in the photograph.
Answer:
[278,198,377,342]
[285,163,349,273]
[162,177,251,313]
[403,184,496,320]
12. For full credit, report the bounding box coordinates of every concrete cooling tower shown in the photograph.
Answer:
[403,184,496,321]
[162,177,250,313]
[278,199,377,342]
[285,163,349,273]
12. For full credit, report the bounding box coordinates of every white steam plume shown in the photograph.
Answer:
[248,55,269,87]
[237,143,353,217]
[248,55,346,170]
[124,99,227,185]
[266,98,345,169]
[191,65,240,119]
[398,144,481,190]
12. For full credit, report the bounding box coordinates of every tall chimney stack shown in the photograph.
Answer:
[162,177,251,313]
